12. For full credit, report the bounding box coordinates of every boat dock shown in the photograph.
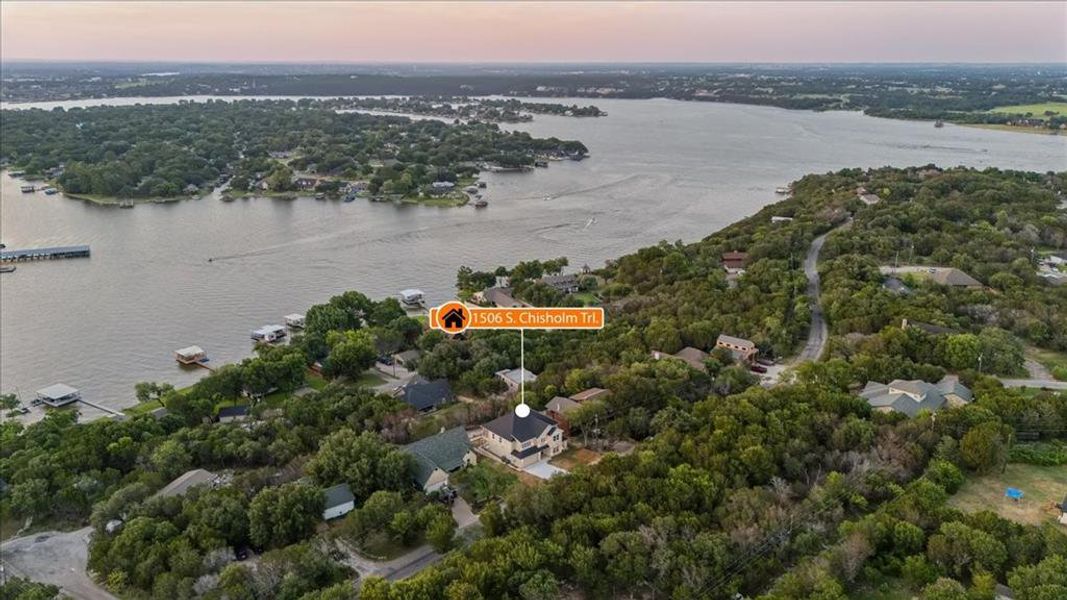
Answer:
[1,244,91,262]
[77,398,126,418]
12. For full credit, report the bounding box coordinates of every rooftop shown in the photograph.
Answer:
[483,410,556,443]
[36,383,79,400]
[717,334,756,350]
[403,426,472,486]
[217,405,249,419]
[401,378,454,411]
[156,469,218,498]
[546,396,581,415]
[570,387,609,402]
[324,483,355,509]
[496,368,537,386]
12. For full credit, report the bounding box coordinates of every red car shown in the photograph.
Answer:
[749,364,768,374]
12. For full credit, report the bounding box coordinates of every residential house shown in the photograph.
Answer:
[859,375,972,417]
[322,483,356,520]
[674,347,710,371]
[482,287,528,308]
[217,405,250,423]
[156,469,219,499]
[858,192,882,206]
[569,388,610,403]
[393,349,421,368]
[428,181,456,195]
[149,407,170,421]
[398,378,454,413]
[716,334,759,363]
[721,251,749,274]
[479,410,567,468]
[546,396,582,435]
[879,266,982,289]
[539,273,580,294]
[496,368,538,393]
[294,177,318,191]
[402,426,477,492]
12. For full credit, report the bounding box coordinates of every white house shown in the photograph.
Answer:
[495,368,538,393]
[322,483,356,520]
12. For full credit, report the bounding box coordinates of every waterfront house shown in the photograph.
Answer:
[495,368,538,393]
[482,287,527,308]
[402,426,477,492]
[398,378,454,413]
[35,383,81,408]
[428,181,456,195]
[294,177,318,191]
[858,375,972,417]
[156,469,219,499]
[175,345,207,365]
[217,405,250,423]
[322,483,356,520]
[539,273,581,294]
[721,251,749,274]
[716,334,759,363]
[478,410,566,468]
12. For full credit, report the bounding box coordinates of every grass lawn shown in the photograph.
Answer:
[359,531,426,561]
[570,292,601,306]
[990,102,1067,121]
[949,463,1067,526]
[962,123,1061,136]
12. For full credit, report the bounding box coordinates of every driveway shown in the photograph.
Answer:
[0,527,115,600]
[999,378,1067,390]
[797,224,844,363]
[524,459,567,480]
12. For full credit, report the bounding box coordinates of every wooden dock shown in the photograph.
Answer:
[1,245,91,262]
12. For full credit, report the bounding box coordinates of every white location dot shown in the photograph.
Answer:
[514,403,530,418]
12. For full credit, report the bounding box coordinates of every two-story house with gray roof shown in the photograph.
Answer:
[478,410,566,468]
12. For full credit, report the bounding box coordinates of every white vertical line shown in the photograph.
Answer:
[520,328,525,405]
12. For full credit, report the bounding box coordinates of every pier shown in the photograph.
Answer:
[1,245,91,262]
[77,398,126,418]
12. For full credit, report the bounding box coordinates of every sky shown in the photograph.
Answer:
[1,1,1065,64]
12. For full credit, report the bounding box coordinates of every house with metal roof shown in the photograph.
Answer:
[35,383,81,407]
[859,375,972,417]
[322,483,356,520]
[478,410,566,468]
[398,378,454,413]
[495,368,538,393]
[402,427,477,492]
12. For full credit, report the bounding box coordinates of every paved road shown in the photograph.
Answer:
[1,527,115,600]
[999,378,1067,390]
[796,223,849,363]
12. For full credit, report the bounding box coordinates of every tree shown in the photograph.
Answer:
[959,422,1007,474]
[921,578,968,600]
[425,510,457,553]
[307,430,411,503]
[0,393,19,411]
[248,482,324,549]
[134,381,175,407]
[324,330,377,380]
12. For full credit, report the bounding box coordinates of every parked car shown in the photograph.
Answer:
[749,364,768,374]
[377,355,395,366]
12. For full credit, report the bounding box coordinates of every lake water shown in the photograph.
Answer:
[2,96,1065,418]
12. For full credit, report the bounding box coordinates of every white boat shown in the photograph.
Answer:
[251,325,287,343]
[284,314,306,328]
[775,186,791,195]
[398,289,425,307]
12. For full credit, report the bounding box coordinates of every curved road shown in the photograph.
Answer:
[796,222,849,363]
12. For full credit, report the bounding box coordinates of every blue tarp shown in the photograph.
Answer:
[1005,487,1024,500]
